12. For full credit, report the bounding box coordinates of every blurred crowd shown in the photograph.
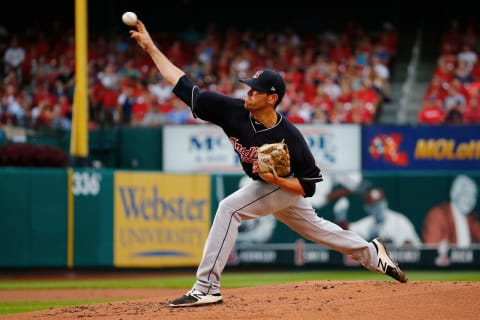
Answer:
[419,20,480,124]
[1,20,398,130]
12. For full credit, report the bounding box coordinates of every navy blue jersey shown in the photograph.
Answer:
[173,76,323,197]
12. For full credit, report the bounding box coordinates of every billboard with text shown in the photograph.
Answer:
[113,171,211,267]
[362,125,480,170]
[163,124,361,173]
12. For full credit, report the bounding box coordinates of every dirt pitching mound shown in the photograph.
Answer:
[2,280,479,320]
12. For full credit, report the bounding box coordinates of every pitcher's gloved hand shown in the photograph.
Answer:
[255,140,291,177]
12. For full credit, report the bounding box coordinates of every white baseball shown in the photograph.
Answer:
[122,11,137,26]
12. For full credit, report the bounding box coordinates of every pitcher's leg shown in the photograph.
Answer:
[276,205,407,282]
[194,181,292,294]
[194,199,242,294]
[273,198,378,270]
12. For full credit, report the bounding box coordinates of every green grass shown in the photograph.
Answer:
[0,299,120,315]
[1,270,479,290]
[1,270,479,316]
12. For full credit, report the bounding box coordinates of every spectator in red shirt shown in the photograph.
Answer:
[418,97,445,125]
[433,56,455,83]
[285,104,306,124]
[344,99,374,124]
[329,35,352,65]
[463,93,480,124]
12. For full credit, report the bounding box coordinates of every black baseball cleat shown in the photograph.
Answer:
[169,288,223,307]
[372,238,408,283]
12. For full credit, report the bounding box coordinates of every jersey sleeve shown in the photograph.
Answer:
[172,75,244,125]
[172,75,196,107]
[298,166,323,197]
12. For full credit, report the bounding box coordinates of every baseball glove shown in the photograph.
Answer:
[256,140,291,177]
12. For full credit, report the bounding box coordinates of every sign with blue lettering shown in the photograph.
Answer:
[164,125,242,172]
[113,171,211,267]
[300,124,361,171]
[163,124,361,173]
[362,125,480,170]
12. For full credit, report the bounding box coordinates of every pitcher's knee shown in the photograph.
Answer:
[217,200,241,220]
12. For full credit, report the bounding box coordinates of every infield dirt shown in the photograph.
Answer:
[0,279,479,320]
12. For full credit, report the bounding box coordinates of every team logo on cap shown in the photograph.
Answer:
[253,70,263,78]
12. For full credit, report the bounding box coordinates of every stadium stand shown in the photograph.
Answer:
[419,19,480,124]
[1,17,401,130]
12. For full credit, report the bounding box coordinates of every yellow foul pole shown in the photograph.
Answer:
[70,0,89,165]
[67,0,89,268]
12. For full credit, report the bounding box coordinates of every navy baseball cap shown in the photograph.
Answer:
[240,69,286,104]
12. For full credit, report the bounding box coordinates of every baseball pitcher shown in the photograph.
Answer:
[128,18,407,308]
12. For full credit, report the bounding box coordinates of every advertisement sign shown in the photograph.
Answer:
[164,125,242,173]
[113,171,211,267]
[300,124,361,171]
[231,242,480,269]
[363,125,480,170]
[163,124,361,173]
[217,172,480,269]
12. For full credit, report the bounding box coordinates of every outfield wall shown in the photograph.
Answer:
[0,123,479,269]
[0,169,479,269]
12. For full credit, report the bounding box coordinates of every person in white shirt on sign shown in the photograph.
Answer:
[334,187,422,247]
